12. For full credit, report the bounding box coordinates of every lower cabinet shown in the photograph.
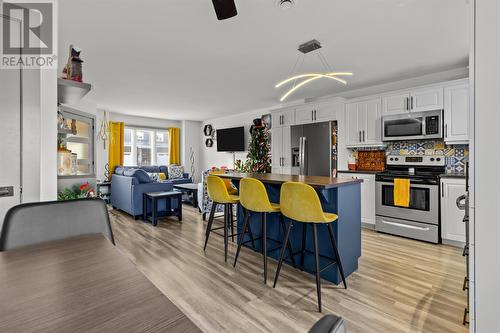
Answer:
[338,172,376,226]
[440,178,467,243]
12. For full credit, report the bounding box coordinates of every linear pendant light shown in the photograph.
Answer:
[276,40,352,102]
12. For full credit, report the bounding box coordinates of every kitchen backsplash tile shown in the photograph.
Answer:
[352,140,468,175]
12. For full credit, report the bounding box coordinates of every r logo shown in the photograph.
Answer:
[2,1,53,55]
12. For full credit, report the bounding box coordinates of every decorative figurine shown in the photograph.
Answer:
[62,44,84,82]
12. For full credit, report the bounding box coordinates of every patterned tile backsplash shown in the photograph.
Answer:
[386,140,469,174]
[352,140,469,175]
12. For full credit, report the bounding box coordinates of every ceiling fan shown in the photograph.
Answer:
[212,0,295,20]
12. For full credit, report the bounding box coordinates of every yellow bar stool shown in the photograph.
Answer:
[208,170,239,239]
[233,178,296,284]
[204,175,255,262]
[273,182,347,312]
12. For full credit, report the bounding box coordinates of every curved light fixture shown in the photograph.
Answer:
[276,40,353,101]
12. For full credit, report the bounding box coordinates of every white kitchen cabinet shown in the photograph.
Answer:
[382,87,443,114]
[271,126,292,174]
[338,172,376,226]
[295,105,316,125]
[272,108,295,128]
[410,87,444,112]
[345,98,382,147]
[295,101,341,125]
[382,93,410,115]
[444,83,469,143]
[441,178,466,243]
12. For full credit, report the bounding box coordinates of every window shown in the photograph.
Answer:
[123,127,170,166]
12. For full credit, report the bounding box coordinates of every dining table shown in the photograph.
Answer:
[0,234,201,332]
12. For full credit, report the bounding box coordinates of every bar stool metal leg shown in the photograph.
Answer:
[203,203,217,252]
[279,214,296,268]
[230,204,235,242]
[224,204,229,262]
[327,223,347,289]
[273,220,294,288]
[262,212,268,284]
[233,208,250,267]
[312,224,322,312]
[301,223,307,270]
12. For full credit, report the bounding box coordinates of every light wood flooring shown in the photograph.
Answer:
[109,205,468,333]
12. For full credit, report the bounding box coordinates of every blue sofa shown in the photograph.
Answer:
[110,165,192,219]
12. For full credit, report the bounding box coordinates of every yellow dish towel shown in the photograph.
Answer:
[394,178,410,207]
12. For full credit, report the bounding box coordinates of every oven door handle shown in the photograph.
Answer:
[380,220,431,231]
[376,178,437,185]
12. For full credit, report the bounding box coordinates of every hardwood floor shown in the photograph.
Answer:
[109,205,468,333]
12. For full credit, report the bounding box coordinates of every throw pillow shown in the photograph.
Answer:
[167,165,184,179]
[147,172,161,183]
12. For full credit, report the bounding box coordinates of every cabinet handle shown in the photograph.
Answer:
[311,111,314,121]
[445,124,448,138]
[411,96,414,110]
[314,110,317,121]
[442,183,444,198]
[359,131,361,142]
[362,130,365,142]
[405,97,409,111]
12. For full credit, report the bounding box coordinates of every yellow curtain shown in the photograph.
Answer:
[109,122,125,176]
[169,127,180,164]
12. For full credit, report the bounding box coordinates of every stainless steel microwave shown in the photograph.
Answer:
[382,110,443,141]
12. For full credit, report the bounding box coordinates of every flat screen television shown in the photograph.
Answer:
[217,126,245,152]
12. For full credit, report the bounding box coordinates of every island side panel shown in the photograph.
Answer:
[328,183,362,280]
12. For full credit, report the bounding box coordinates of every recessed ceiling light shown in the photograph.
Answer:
[275,0,295,10]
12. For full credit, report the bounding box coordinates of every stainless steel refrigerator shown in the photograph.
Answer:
[291,121,337,177]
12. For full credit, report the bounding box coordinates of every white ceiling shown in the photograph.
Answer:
[58,0,469,121]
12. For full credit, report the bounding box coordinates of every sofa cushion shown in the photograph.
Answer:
[124,168,151,184]
[167,165,184,179]
[141,165,161,173]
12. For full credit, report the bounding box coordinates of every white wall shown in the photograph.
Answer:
[200,109,266,171]
[39,69,58,201]
[471,0,500,331]
[181,120,202,183]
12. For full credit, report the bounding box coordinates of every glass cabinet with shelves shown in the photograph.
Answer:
[57,107,95,177]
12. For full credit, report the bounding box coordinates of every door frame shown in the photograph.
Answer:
[0,13,23,205]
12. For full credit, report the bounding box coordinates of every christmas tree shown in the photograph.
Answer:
[244,122,271,173]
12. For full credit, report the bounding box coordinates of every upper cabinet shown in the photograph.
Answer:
[345,98,382,147]
[382,87,443,115]
[295,101,343,125]
[411,87,444,112]
[272,108,295,128]
[382,92,410,115]
[444,82,469,144]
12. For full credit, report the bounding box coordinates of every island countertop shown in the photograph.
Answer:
[218,172,363,189]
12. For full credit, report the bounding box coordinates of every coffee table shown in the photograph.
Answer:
[173,183,199,208]
[143,191,183,226]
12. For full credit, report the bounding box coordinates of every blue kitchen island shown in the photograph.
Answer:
[219,173,363,285]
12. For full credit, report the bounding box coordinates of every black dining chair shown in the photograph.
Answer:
[308,315,346,333]
[0,198,115,251]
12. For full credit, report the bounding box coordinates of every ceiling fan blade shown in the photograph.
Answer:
[212,0,238,20]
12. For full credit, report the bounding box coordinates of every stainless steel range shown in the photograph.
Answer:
[375,155,446,243]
